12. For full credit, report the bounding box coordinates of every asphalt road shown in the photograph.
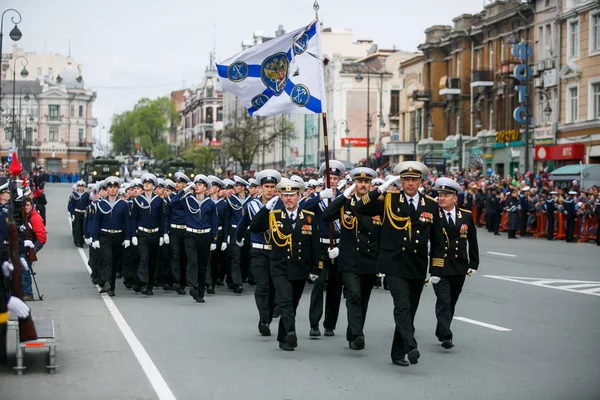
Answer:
[1,183,599,400]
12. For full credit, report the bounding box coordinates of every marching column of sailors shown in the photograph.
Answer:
[74,161,480,364]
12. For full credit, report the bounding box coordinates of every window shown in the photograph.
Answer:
[37,67,42,77]
[205,107,213,124]
[70,104,75,117]
[545,0,550,7]
[48,104,60,121]
[417,109,423,140]
[79,105,84,117]
[589,80,600,120]
[568,18,580,59]
[78,128,85,142]
[544,24,552,59]
[409,111,416,141]
[390,90,400,116]
[538,26,544,57]
[21,105,27,116]
[567,85,578,123]
[49,127,59,142]
[4,126,11,141]
[32,105,38,117]
[418,73,422,84]
[216,107,223,122]
[48,67,53,77]
[402,113,406,137]
[207,87,214,98]
[25,127,32,143]
[456,53,460,77]
[590,11,600,54]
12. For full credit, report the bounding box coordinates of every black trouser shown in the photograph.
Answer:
[309,246,343,331]
[341,271,376,342]
[185,231,212,298]
[566,214,575,242]
[227,232,243,286]
[73,213,84,245]
[272,276,305,343]
[99,232,123,289]
[89,246,100,281]
[387,276,425,361]
[433,275,466,342]
[547,214,555,240]
[475,206,483,227]
[169,228,187,287]
[520,213,528,236]
[137,230,160,288]
[488,213,500,233]
[158,237,171,286]
[206,230,226,287]
[250,248,274,326]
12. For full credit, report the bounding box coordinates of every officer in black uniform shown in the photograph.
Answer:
[354,161,443,367]
[131,173,165,296]
[429,177,479,350]
[506,189,520,239]
[519,186,530,236]
[564,191,577,243]
[544,191,557,240]
[68,180,89,247]
[251,179,320,351]
[92,176,131,296]
[322,167,380,350]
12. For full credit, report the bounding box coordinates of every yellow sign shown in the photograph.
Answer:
[496,129,520,144]
[483,153,493,160]
[439,76,448,89]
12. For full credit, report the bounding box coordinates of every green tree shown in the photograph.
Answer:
[182,146,217,174]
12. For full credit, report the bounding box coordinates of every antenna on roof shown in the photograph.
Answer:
[68,39,72,61]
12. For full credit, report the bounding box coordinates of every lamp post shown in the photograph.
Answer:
[0,8,22,104]
[11,55,28,155]
[333,119,348,160]
[458,105,482,170]
[18,84,31,162]
[537,90,553,124]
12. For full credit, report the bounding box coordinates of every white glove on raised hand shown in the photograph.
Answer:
[210,243,217,251]
[8,297,30,318]
[328,247,339,259]
[2,261,13,278]
[163,234,170,245]
[343,183,356,198]
[85,237,92,246]
[320,188,334,199]
[123,240,131,249]
[431,276,441,284]
[337,180,347,191]
[92,240,100,249]
[467,268,476,277]
[23,240,34,248]
[265,196,280,211]
[236,238,245,247]
[132,237,138,246]
[378,176,401,193]
[159,237,164,246]
[221,242,228,251]
[185,182,195,192]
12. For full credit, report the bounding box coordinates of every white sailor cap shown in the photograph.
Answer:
[165,179,176,191]
[141,173,158,186]
[233,175,249,187]
[372,178,385,186]
[290,175,304,185]
[193,174,212,189]
[223,178,235,189]
[549,191,558,195]
[255,169,282,185]
[98,180,108,190]
[522,186,531,191]
[276,178,305,194]
[393,161,428,178]
[92,184,100,194]
[434,177,463,195]
[76,180,86,186]
[173,172,191,183]
[131,178,143,188]
[118,188,126,196]
[317,177,323,186]
[105,176,122,187]
[87,183,94,189]
[248,178,259,187]
[0,182,9,193]
[350,167,377,180]
[307,179,318,188]
[156,178,166,188]
[318,160,346,177]
[208,175,225,188]
[568,191,578,195]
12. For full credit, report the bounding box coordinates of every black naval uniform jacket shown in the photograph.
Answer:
[354,190,443,280]
[321,194,380,275]
[430,207,479,277]
[251,207,321,281]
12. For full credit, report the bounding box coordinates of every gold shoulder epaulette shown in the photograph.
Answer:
[361,193,371,205]
[459,208,472,213]
[271,209,282,214]
[425,195,437,202]
[302,209,315,216]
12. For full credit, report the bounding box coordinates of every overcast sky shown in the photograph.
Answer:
[3,0,487,144]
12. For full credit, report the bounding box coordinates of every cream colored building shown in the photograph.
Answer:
[2,44,82,83]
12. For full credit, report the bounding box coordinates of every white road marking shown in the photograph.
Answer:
[454,317,512,332]
[486,251,517,257]
[483,275,600,297]
[77,244,176,400]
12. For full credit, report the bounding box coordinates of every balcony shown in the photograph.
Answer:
[439,77,460,96]
[411,90,432,102]
[471,70,494,88]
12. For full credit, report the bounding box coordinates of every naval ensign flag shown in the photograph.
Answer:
[216,20,326,117]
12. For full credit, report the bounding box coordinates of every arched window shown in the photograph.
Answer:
[206,107,213,123]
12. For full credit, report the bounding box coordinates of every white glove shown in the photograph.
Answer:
[328,247,339,259]
[210,243,217,251]
[320,188,334,199]
[159,237,164,246]
[221,242,228,251]
[467,268,476,277]
[20,257,29,272]
[132,237,138,246]
[92,240,100,249]
[123,240,131,248]
[379,176,401,193]
[8,297,30,318]
[163,234,170,245]
[2,261,13,278]
[85,237,92,245]
[185,182,195,191]
[309,273,318,282]
[265,195,280,211]
[431,276,441,284]
[71,214,75,222]
[343,183,356,198]
[23,240,34,248]
[337,180,347,191]
[19,225,26,232]
[236,238,245,247]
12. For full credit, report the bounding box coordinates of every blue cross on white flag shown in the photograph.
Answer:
[216,20,326,117]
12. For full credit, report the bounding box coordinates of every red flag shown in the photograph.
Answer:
[9,152,22,178]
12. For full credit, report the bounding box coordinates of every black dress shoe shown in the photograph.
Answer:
[407,349,420,364]
[279,342,294,351]
[259,324,271,336]
[196,297,205,303]
[99,282,111,293]
[309,327,321,337]
[233,285,243,294]
[441,339,454,349]
[125,282,133,289]
[215,279,223,286]
[133,286,141,292]
[349,336,365,350]
[324,328,335,337]
[146,288,154,296]
[206,286,216,294]
[116,272,122,279]
[392,358,409,367]
[163,284,172,291]
[286,331,298,348]
[176,288,186,295]
[227,283,235,290]
[190,288,198,300]
[247,278,256,286]
[141,286,148,295]
[107,290,115,297]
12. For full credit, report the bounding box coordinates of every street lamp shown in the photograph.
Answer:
[537,90,553,121]
[18,85,31,160]
[0,8,23,105]
[11,55,28,155]
[334,119,348,160]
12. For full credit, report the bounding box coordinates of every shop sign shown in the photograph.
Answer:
[496,129,520,143]
[534,144,585,161]
[512,42,534,126]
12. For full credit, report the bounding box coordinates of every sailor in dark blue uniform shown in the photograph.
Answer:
[301,160,345,337]
[205,175,230,294]
[248,178,260,199]
[164,179,176,200]
[564,191,577,243]
[131,173,165,296]
[85,182,105,284]
[544,191,556,240]
[237,169,283,336]
[92,177,131,296]
[183,174,218,303]
[165,172,192,295]
[68,180,89,247]
[156,178,173,289]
